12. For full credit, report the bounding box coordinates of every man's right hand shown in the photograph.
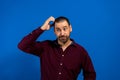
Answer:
[41,16,55,30]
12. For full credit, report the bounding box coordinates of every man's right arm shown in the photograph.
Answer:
[18,16,55,56]
[18,27,45,56]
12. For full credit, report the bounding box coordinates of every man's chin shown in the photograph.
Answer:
[59,39,68,44]
[58,37,70,44]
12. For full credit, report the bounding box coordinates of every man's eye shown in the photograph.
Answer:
[56,29,60,32]
[63,27,67,31]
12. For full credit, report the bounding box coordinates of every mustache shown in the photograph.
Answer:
[59,36,66,38]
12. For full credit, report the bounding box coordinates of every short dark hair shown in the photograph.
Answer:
[55,16,70,25]
[51,16,70,27]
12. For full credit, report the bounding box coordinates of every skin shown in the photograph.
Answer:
[41,16,72,51]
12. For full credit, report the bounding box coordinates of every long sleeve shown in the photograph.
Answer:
[18,27,44,56]
[81,48,96,80]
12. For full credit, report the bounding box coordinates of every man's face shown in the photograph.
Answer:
[54,20,72,44]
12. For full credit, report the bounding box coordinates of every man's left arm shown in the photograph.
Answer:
[82,48,96,80]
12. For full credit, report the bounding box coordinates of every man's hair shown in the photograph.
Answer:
[54,16,70,25]
[51,16,70,27]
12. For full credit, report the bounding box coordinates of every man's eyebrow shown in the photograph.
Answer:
[55,27,60,29]
[63,26,67,28]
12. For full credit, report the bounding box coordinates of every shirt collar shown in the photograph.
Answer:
[53,39,77,47]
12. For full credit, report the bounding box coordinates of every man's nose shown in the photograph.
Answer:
[60,30,65,35]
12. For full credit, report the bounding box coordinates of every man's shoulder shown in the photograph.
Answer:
[71,39,84,49]
[73,42,84,49]
[73,42,88,54]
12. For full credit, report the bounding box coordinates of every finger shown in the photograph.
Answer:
[49,16,55,22]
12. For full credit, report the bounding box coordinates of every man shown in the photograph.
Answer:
[18,16,96,80]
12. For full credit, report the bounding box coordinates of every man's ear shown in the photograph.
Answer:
[70,25,72,32]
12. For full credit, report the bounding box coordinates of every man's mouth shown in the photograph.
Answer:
[59,36,66,39]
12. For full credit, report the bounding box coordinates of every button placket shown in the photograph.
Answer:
[57,52,65,79]
[57,48,66,80]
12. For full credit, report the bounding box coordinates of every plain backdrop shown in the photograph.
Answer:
[0,0,120,80]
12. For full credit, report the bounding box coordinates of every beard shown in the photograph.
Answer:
[58,35,70,44]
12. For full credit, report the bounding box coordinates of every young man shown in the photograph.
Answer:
[18,16,96,80]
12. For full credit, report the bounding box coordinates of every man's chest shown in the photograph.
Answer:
[40,46,82,71]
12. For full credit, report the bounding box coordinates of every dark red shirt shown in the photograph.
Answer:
[18,27,96,80]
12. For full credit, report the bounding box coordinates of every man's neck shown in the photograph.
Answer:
[58,39,72,51]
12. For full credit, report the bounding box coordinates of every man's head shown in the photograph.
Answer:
[53,16,72,44]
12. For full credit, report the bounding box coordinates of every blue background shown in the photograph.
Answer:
[0,0,120,80]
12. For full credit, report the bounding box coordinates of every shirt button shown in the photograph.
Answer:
[62,55,64,57]
[59,72,61,75]
[60,63,63,66]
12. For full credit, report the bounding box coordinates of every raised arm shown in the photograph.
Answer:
[18,16,55,56]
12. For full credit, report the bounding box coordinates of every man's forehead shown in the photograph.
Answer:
[54,21,69,27]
